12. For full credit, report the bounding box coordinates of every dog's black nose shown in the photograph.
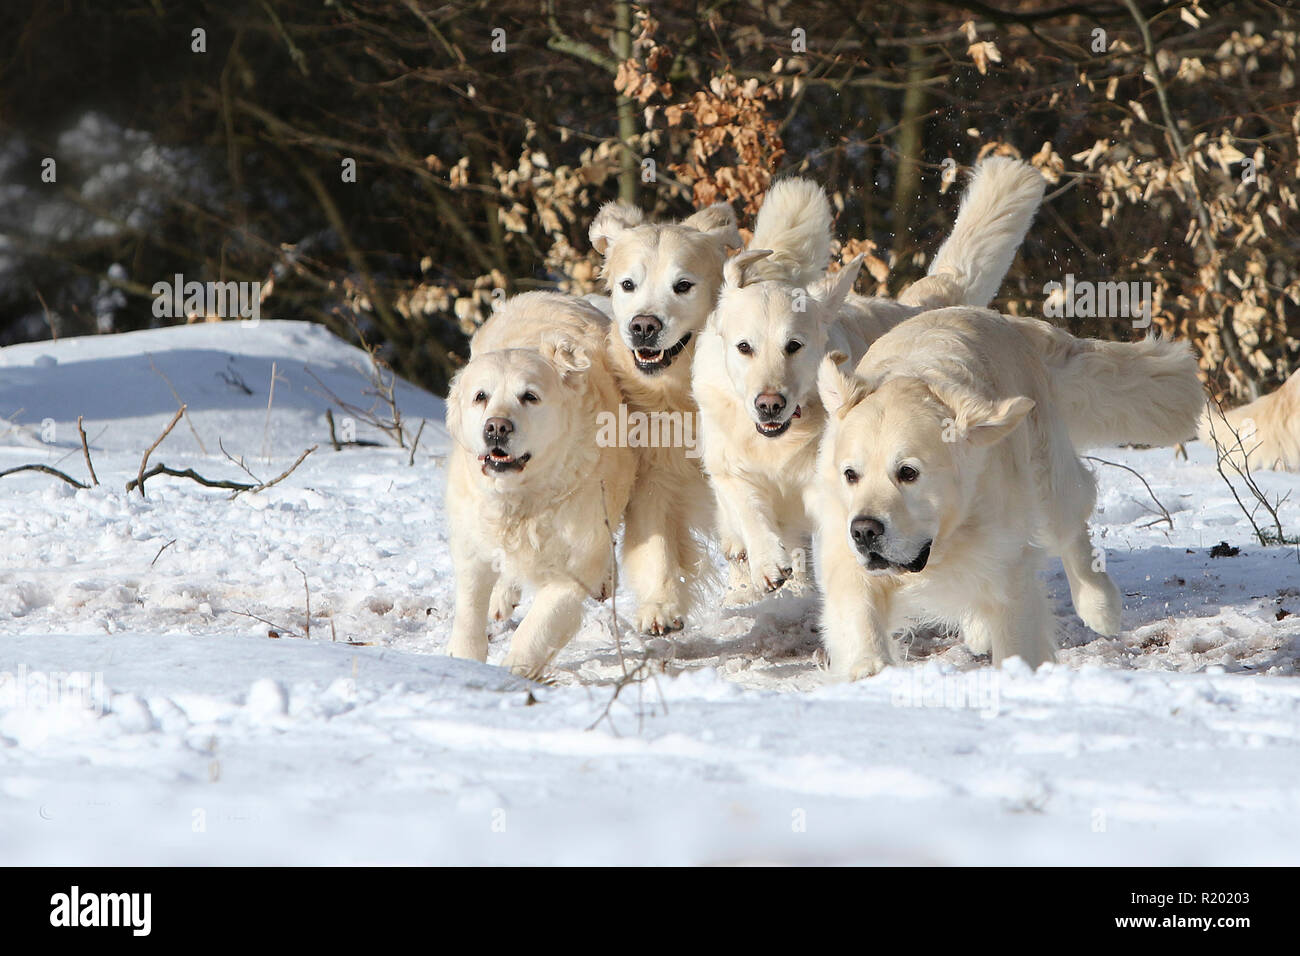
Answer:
[483,417,513,444]
[754,392,787,421]
[850,515,885,550]
[628,314,662,346]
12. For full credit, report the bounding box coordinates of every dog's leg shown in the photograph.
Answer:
[782,534,814,595]
[447,549,497,663]
[622,470,691,635]
[501,581,588,680]
[1058,526,1122,636]
[712,480,757,605]
[488,575,522,622]
[976,551,1056,669]
[1049,444,1122,636]
[710,471,791,595]
[816,528,896,679]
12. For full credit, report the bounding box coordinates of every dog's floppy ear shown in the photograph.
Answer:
[683,202,742,249]
[444,368,467,448]
[590,201,645,255]
[723,249,774,289]
[812,255,864,316]
[541,334,592,387]
[817,352,861,418]
[934,383,1035,447]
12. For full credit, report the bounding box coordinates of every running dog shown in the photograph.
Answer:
[587,200,741,635]
[813,308,1203,679]
[693,157,1047,601]
[445,292,636,678]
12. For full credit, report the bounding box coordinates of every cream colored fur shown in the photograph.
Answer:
[812,308,1203,679]
[1198,370,1300,473]
[589,200,743,633]
[693,158,1047,601]
[445,292,636,678]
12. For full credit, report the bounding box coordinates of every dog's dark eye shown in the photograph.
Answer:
[843,468,860,484]
[473,390,488,404]
[897,464,919,483]
[619,279,635,293]
[785,340,803,355]
[736,341,753,356]
[520,391,540,404]
[673,279,694,295]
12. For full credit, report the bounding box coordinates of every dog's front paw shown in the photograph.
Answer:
[1075,577,1122,636]
[489,579,522,622]
[637,604,685,636]
[501,648,547,681]
[447,629,489,663]
[748,551,792,595]
[835,655,889,681]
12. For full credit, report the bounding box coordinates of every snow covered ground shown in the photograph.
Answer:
[1,320,1298,865]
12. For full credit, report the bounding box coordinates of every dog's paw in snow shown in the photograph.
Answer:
[488,579,521,622]
[637,605,684,636]
[1075,577,1122,636]
[832,655,889,681]
[748,550,792,595]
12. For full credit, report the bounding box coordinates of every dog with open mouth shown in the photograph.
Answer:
[693,158,1048,602]
[444,291,636,679]
[587,199,742,635]
[812,307,1204,680]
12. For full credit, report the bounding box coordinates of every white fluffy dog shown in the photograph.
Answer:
[813,308,1204,679]
[1198,369,1300,472]
[693,157,1047,601]
[444,292,636,678]
[587,200,743,635]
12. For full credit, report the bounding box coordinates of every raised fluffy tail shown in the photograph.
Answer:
[747,177,832,288]
[901,156,1046,310]
[1041,333,1205,448]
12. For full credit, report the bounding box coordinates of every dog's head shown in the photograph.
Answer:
[591,200,740,376]
[708,251,863,437]
[446,336,592,484]
[817,356,1034,574]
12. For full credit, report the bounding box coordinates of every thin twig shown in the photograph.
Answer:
[1204,401,1292,548]
[407,418,426,466]
[77,416,99,486]
[231,608,302,638]
[326,409,341,451]
[262,360,280,463]
[150,539,177,567]
[294,562,311,639]
[125,445,316,498]
[1083,456,1173,530]
[0,464,88,488]
[135,406,186,498]
[219,436,262,484]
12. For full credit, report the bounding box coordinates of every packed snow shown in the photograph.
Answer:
[1,320,1297,864]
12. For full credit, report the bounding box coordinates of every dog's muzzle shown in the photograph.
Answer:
[631,332,692,375]
[851,515,930,573]
[479,448,531,474]
[754,404,801,438]
[478,420,530,474]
